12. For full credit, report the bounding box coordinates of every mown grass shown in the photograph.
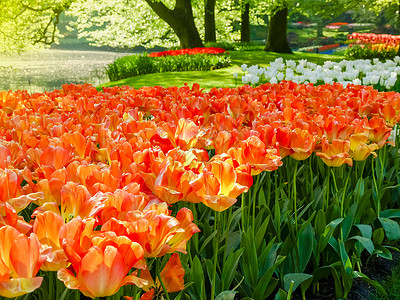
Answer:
[98,50,345,90]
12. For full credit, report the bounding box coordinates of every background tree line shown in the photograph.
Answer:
[1,0,399,53]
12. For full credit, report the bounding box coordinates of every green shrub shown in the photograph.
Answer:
[106,53,231,81]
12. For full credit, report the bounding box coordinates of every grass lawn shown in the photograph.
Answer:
[98,50,345,90]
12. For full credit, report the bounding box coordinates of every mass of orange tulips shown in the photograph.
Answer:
[0,80,399,298]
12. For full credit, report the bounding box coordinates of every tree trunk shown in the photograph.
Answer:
[316,20,324,38]
[144,0,204,48]
[241,1,250,42]
[205,0,216,42]
[264,6,292,53]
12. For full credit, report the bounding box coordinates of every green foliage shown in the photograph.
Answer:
[106,53,231,81]
[205,41,265,51]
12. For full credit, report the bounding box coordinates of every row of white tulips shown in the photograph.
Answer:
[235,57,400,89]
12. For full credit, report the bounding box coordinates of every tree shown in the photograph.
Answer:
[0,0,73,52]
[264,4,292,53]
[1,0,270,51]
[241,0,250,42]
[205,0,216,42]
[144,0,204,48]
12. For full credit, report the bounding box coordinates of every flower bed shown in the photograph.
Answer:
[346,33,400,59]
[1,82,400,299]
[149,47,226,57]
[239,57,400,91]
[106,52,230,81]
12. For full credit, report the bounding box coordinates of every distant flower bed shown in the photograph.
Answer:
[299,44,341,53]
[348,32,400,45]
[346,33,400,59]
[149,47,226,57]
[106,52,230,81]
[325,22,348,29]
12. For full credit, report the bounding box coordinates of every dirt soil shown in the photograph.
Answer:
[0,49,129,93]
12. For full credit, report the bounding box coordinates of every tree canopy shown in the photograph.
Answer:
[0,0,72,52]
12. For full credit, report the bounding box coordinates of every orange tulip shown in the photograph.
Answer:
[60,182,104,222]
[39,146,71,170]
[316,138,353,167]
[58,221,146,298]
[101,203,200,257]
[227,136,282,175]
[0,202,32,235]
[0,226,49,298]
[33,211,69,271]
[290,128,316,161]
[141,149,205,205]
[0,168,20,202]
[190,154,252,211]
[365,117,394,148]
[349,133,378,161]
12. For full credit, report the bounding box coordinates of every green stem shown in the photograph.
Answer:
[324,167,331,210]
[293,160,298,233]
[211,211,221,300]
[156,258,170,300]
[241,193,246,232]
[252,174,260,234]
[158,271,171,300]
[371,157,380,217]
[267,171,271,207]
[59,287,72,300]
[330,168,339,194]
[340,166,352,218]
[309,155,314,202]
[49,271,54,300]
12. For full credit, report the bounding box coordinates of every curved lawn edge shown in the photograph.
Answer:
[98,51,345,90]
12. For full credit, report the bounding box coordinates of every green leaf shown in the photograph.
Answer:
[342,203,357,241]
[224,231,241,259]
[314,209,326,237]
[255,215,270,253]
[253,255,285,299]
[379,217,400,240]
[241,229,258,288]
[377,184,400,204]
[331,266,343,299]
[319,218,343,254]
[374,244,393,260]
[215,291,237,300]
[348,236,374,254]
[354,178,365,201]
[198,230,217,254]
[380,209,400,219]
[355,224,372,239]
[351,271,387,295]
[258,237,277,272]
[283,273,313,293]
[274,289,288,300]
[205,258,220,296]
[373,228,385,245]
[258,187,267,208]
[298,223,315,272]
[221,248,244,291]
[339,239,352,276]
[189,256,206,300]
